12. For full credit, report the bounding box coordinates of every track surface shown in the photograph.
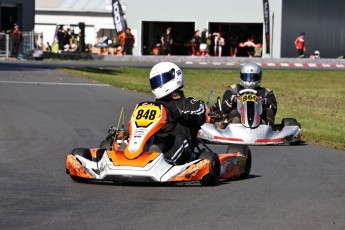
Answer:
[0,63,344,230]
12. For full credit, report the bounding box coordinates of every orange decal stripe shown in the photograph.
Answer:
[66,154,93,178]
[255,138,284,143]
[170,160,209,182]
[124,106,168,159]
[218,152,239,164]
[214,136,244,142]
[108,150,160,167]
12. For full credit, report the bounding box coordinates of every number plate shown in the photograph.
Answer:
[133,104,161,127]
[242,94,258,103]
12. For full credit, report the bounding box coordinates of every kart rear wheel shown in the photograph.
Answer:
[99,139,113,150]
[71,148,92,161]
[198,152,220,186]
[226,145,251,179]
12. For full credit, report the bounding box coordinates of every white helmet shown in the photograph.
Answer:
[149,62,184,99]
[240,63,262,89]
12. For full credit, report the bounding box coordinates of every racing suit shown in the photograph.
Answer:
[221,84,277,126]
[155,90,206,165]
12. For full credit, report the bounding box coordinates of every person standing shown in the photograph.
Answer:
[214,33,225,56]
[229,33,239,57]
[123,28,135,55]
[239,36,261,58]
[161,27,173,56]
[192,30,201,56]
[57,25,64,52]
[11,23,22,58]
[294,32,306,58]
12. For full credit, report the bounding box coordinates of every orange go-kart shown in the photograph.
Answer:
[66,101,251,186]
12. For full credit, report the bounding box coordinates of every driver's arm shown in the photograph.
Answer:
[222,88,236,113]
[266,91,277,115]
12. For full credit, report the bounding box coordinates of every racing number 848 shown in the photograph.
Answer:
[135,109,157,120]
[133,105,161,127]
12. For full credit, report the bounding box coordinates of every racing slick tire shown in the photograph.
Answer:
[99,139,113,150]
[71,148,92,160]
[226,145,251,179]
[198,152,220,186]
[282,118,301,145]
[69,148,93,183]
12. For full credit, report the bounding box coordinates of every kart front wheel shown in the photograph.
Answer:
[70,175,92,183]
[226,145,251,179]
[71,148,92,160]
[99,139,113,150]
[69,148,93,183]
[199,152,220,186]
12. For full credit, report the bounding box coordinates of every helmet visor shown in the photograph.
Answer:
[240,73,261,82]
[150,71,174,90]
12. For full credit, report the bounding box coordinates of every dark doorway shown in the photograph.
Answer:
[209,23,263,57]
[142,21,195,55]
[1,6,18,32]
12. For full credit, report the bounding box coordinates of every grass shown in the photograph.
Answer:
[62,67,345,150]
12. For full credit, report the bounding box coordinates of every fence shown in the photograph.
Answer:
[0,31,34,59]
[0,33,9,59]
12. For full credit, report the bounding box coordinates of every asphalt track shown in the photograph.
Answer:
[0,61,345,230]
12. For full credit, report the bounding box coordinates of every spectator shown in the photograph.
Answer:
[199,29,207,56]
[161,27,173,56]
[123,28,135,55]
[229,33,239,57]
[68,39,78,52]
[214,33,225,57]
[57,25,64,52]
[205,33,212,56]
[294,32,306,58]
[63,28,72,50]
[192,30,201,56]
[239,36,261,58]
[11,23,22,59]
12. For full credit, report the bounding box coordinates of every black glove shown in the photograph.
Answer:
[106,126,117,140]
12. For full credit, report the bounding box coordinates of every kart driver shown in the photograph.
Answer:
[149,62,206,165]
[220,62,277,127]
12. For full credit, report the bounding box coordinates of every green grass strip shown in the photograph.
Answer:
[62,67,345,150]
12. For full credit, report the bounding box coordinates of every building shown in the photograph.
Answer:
[126,0,345,58]
[0,0,35,32]
[5,0,343,58]
[34,0,126,48]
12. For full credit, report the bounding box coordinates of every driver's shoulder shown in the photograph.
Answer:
[257,87,274,97]
[226,84,241,93]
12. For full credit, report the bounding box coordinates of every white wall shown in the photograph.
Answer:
[126,0,282,57]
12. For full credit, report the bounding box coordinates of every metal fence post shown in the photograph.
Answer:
[6,34,9,59]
